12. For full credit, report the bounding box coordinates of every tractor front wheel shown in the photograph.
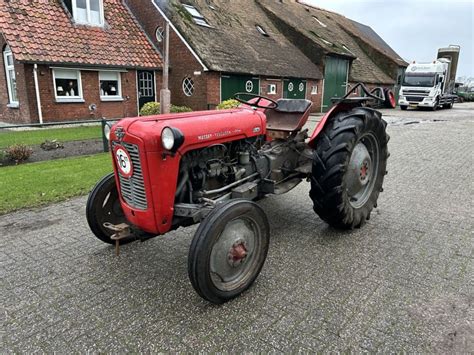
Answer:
[86,173,128,244]
[188,199,270,304]
[309,108,389,229]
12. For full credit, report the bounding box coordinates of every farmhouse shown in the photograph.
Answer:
[0,0,162,123]
[127,0,407,112]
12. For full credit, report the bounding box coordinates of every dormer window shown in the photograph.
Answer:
[183,4,211,27]
[256,25,269,37]
[68,0,104,26]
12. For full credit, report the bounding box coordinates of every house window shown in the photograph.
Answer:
[183,4,211,27]
[53,69,83,102]
[311,85,318,95]
[182,77,194,96]
[155,27,164,42]
[99,71,122,101]
[71,0,104,26]
[3,45,18,107]
[256,25,269,37]
[267,84,277,95]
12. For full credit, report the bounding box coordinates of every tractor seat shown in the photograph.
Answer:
[266,99,312,132]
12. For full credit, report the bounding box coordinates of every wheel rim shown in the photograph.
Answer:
[345,133,380,209]
[97,186,125,236]
[210,216,261,292]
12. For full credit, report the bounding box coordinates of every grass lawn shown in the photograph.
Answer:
[0,125,102,148]
[0,153,112,214]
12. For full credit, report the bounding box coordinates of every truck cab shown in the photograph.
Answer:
[398,61,451,110]
[399,45,460,110]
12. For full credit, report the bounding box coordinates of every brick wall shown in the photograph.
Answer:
[306,79,322,112]
[260,78,283,102]
[206,72,221,109]
[28,66,145,122]
[125,0,209,111]
[0,36,33,123]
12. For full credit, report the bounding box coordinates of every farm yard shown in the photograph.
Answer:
[1,103,473,352]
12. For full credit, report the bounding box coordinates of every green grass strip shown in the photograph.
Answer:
[0,153,112,215]
[0,125,102,148]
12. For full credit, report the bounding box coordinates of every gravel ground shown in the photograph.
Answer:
[1,103,473,352]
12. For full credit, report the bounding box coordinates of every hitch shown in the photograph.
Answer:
[103,222,132,256]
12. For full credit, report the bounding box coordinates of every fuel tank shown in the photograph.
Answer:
[112,108,267,153]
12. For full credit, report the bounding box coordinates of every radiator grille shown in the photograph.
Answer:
[113,142,147,210]
[406,96,424,103]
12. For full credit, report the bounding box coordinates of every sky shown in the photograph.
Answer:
[303,0,474,79]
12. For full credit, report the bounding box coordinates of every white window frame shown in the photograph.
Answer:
[182,77,195,97]
[312,16,327,28]
[3,45,18,107]
[267,84,277,95]
[311,85,318,95]
[183,4,211,27]
[256,25,269,37]
[71,0,104,27]
[99,71,122,101]
[52,69,84,103]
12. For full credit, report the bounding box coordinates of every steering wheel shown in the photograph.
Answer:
[234,93,278,109]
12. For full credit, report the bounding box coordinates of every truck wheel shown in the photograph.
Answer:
[188,199,270,304]
[400,105,407,111]
[309,108,389,229]
[444,101,453,109]
[86,173,127,244]
[431,98,439,111]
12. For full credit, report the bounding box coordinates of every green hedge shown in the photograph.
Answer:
[139,102,192,116]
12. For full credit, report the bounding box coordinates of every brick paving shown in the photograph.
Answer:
[1,103,473,352]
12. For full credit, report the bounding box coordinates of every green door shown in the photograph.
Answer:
[221,75,260,101]
[323,56,349,112]
[283,79,306,99]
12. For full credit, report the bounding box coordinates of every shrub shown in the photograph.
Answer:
[171,104,193,113]
[139,102,193,116]
[5,144,33,164]
[139,102,161,116]
[216,99,240,110]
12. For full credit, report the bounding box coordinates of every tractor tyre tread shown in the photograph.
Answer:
[309,108,389,229]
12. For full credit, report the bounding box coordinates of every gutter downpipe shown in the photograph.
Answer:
[33,64,43,124]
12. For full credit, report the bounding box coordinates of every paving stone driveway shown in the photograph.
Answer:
[1,104,473,352]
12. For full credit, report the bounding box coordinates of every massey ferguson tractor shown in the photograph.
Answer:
[87,83,389,304]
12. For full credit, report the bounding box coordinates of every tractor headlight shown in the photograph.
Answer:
[161,127,185,152]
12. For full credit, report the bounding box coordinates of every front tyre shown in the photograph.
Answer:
[86,173,127,244]
[309,108,389,229]
[400,105,407,111]
[188,199,270,304]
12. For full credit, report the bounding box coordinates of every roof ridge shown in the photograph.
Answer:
[296,0,348,19]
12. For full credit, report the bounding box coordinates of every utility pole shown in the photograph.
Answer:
[160,22,171,114]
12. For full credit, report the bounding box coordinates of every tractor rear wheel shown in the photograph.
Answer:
[86,173,127,244]
[188,199,270,304]
[309,108,389,229]
[383,89,396,108]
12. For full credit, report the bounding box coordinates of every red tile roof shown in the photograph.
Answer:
[0,0,162,69]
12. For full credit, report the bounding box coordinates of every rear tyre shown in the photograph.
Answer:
[443,101,453,109]
[309,108,389,229]
[400,105,407,111]
[383,89,396,108]
[188,199,270,304]
[86,173,127,244]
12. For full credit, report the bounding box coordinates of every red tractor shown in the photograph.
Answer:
[87,83,389,304]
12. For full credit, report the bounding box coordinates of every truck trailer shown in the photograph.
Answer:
[399,45,460,110]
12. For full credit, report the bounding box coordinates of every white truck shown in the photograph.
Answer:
[399,45,460,110]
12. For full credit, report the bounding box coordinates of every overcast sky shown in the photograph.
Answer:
[303,0,473,79]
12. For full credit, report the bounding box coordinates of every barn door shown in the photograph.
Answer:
[283,79,306,99]
[137,70,155,109]
[221,75,260,101]
[323,56,349,112]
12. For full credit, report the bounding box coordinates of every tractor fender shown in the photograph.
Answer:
[308,102,360,148]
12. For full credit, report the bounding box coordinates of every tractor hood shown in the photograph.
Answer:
[111,108,267,153]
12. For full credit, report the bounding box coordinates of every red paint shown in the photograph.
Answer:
[109,107,266,235]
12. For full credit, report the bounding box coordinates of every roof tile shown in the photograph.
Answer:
[0,0,162,69]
